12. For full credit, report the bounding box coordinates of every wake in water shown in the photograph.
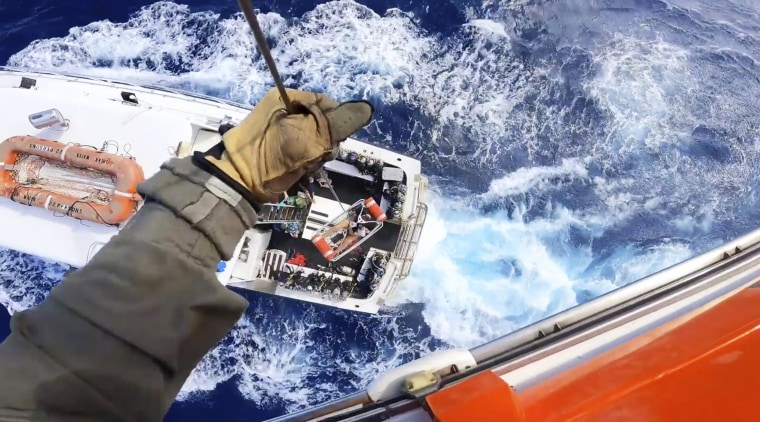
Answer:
[2,0,760,416]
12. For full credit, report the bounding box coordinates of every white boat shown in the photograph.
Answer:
[0,67,428,314]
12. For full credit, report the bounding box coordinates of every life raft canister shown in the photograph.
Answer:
[364,197,387,222]
[311,235,337,261]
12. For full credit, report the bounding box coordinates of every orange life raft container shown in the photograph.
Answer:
[0,136,145,225]
[363,197,387,222]
[312,236,338,261]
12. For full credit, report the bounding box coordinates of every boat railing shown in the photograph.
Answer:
[393,201,427,278]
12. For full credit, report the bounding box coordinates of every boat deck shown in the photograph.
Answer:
[263,173,402,299]
[267,220,400,269]
[312,170,384,207]
[274,163,402,266]
[267,225,399,299]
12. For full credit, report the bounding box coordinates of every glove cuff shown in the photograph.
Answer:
[136,156,259,260]
[192,141,275,207]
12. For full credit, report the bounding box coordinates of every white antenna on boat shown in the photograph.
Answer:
[238,0,346,209]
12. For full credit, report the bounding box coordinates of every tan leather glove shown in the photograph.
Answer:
[195,88,373,205]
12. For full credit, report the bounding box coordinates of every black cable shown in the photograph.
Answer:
[237,0,293,114]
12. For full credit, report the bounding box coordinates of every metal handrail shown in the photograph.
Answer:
[392,174,429,278]
[393,202,428,278]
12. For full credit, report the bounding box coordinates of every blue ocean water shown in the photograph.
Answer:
[1,0,760,420]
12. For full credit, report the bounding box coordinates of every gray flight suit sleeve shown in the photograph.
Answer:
[0,157,257,422]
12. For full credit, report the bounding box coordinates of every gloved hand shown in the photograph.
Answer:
[195,88,374,205]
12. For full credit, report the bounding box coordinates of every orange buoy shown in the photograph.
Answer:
[364,197,387,222]
[0,136,145,225]
[311,235,337,260]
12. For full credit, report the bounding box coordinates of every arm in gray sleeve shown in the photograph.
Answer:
[0,157,256,422]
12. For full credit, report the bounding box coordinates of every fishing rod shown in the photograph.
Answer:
[237,0,293,114]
